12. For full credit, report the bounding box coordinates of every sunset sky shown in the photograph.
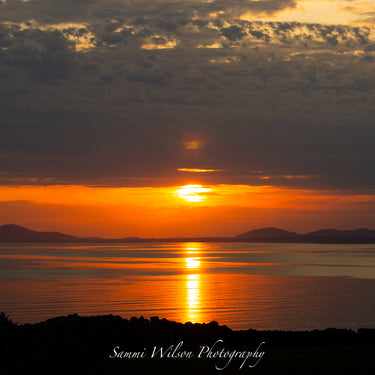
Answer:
[1,0,375,237]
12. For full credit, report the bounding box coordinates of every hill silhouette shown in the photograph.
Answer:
[235,227,301,241]
[0,224,140,243]
[304,228,375,243]
[1,224,375,243]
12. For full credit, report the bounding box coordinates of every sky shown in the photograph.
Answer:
[1,0,375,237]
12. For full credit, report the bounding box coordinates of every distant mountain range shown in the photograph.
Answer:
[235,227,375,243]
[1,224,375,243]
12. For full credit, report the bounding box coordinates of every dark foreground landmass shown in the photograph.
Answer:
[1,313,374,375]
[1,224,375,243]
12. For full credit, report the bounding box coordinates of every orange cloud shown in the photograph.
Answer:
[177,168,226,173]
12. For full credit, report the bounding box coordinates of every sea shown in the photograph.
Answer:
[1,242,374,330]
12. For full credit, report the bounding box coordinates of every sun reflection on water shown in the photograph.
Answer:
[186,257,201,268]
[184,243,202,323]
[186,274,200,321]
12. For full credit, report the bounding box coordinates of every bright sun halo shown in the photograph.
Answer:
[175,184,211,202]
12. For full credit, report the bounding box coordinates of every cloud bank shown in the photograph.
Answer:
[0,0,374,190]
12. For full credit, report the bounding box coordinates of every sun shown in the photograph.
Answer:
[175,184,211,202]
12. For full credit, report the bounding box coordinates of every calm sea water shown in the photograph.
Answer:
[0,242,374,330]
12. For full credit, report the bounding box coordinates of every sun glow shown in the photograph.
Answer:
[239,0,364,25]
[175,185,211,202]
[184,141,200,150]
[1,184,374,238]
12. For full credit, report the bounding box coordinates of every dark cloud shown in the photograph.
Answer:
[0,28,75,83]
[221,25,246,41]
[0,0,298,23]
[0,1,374,190]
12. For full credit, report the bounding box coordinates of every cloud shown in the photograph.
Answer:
[0,28,76,85]
[201,0,298,19]
[220,25,246,41]
[0,1,374,190]
[0,0,298,24]
[337,1,375,26]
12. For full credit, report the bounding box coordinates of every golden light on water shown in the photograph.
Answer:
[186,257,201,268]
[186,274,201,322]
[185,243,202,270]
[185,245,200,254]
[184,243,202,322]
[175,184,211,202]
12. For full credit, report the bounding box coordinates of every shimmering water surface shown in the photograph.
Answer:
[1,242,374,330]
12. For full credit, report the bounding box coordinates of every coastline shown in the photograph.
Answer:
[1,313,374,375]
